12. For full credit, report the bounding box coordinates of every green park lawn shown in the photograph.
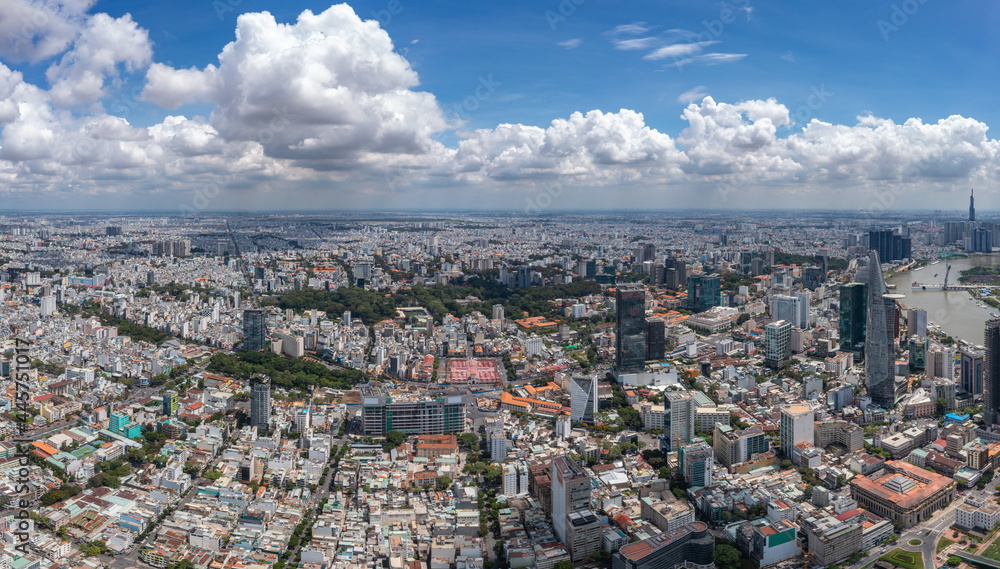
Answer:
[880,548,923,569]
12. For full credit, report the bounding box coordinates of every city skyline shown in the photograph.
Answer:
[0,1,995,211]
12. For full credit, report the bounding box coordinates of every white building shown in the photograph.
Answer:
[780,404,814,458]
[956,497,1000,531]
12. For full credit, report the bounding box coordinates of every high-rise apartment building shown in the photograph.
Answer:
[616,284,647,373]
[250,375,272,431]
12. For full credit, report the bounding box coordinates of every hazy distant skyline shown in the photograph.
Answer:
[0,0,996,212]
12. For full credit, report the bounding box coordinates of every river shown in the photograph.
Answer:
[884,255,1000,345]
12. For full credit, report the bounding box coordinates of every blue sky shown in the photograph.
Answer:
[86,0,995,133]
[0,0,996,211]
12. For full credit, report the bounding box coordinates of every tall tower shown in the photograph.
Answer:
[985,319,1000,423]
[242,309,266,351]
[615,284,647,373]
[863,251,898,407]
[250,374,272,431]
[970,188,976,222]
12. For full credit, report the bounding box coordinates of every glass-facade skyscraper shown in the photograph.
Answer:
[685,274,721,313]
[863,251,898,407]
[985,319,1000,424]
[839,282,867,354]
[242,309,266,351]
[616,284,647,373]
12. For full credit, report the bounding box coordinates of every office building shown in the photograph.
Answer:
[616,284,647,373]
[908,336,928,372]
[780,404,814,459]
[679,438,714,488]
[863,251,899,407]
[765,320,791,369]
[611,522,714,569]
[868,229,911,262]
[360,385,465,436]
[907,308,927,337]
[250,375,272,431]
[961,348,984,397]
[570,375,597,424]
[492,304,504,322]
[162,390,179,416]
[814,420,863,453]
[802,513,862,567]
[839,282,867,355]
[566,510,602,562]
[645,318,665,360]
[772,295,802,329]
[552,456,600,561]
[714,423,770,468]
[109,412,129,435]
[663,258,686,289]
[664,391,695,452]
[242,309,267,351]
[985,319,1000,424]
[294,407,311,432]
[849,460,956,525]
[802,265,823,290]
[970,188,976,222]
[686,274,721,313]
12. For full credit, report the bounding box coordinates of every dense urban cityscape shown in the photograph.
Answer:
[0,207,993,569]
[0,1,994,569]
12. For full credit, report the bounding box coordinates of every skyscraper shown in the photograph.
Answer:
[863,251,898,407]
[645,317,665,360]
[907,308,927,338]
[242,309,266,351]
[985,319,1000,424]
[685,274,721,312]
[551,456,599,561]
[868,229,912,262]
[765,320,792,369]
[961,348,985,397]
[616,284,647,373]
[250,375,272,431]
[664,391,695,451]
[970,188,976,222]
[772,295,802,328]
[570,375,597,424]
[839,282,867,355]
